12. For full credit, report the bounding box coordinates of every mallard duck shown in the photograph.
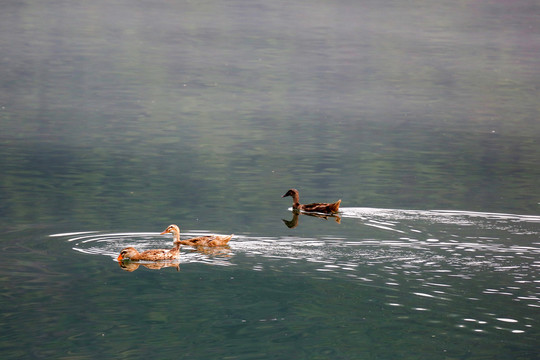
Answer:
[282,188,341,214]
[160,224,233,247]
[117,242,180,262]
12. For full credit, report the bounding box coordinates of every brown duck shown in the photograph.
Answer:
[282,188,341,214]
[160,224,233,247]
[117,242,180,262]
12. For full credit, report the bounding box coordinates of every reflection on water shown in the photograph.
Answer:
[282,210,341,228]
[52,208,539,337]
[118,261,180,272]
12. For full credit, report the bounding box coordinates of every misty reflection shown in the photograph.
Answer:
[282,210,341,228]
[118,261,180,272]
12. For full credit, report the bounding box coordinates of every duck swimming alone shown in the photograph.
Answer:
[282,188,341,214]
[160,224,233,247]
[117,242,181,262]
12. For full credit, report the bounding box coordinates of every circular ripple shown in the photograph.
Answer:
[51,231,234,267]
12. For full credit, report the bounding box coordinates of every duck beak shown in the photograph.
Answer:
[117,254,123,261]
[160,230,168,235]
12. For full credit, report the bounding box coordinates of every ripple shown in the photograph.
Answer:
[52,209,539,335]
[51,231,234,267]
[496,317,519,323]
[340,207,540,238]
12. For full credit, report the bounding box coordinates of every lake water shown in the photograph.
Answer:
[1,0,539,359]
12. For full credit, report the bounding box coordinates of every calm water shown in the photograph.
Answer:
[1,0,539,359]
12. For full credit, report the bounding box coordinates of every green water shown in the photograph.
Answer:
[1,0,539,359]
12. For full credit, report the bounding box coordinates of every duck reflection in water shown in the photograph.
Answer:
[116,225,183,271]
[283,210,341,229]
[118,261,180,272]
[116,224,234,271]
[184,245,232,257]
[117,243,181,271]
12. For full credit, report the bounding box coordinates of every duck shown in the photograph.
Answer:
[117,242,180,262]
[282,188,341,214]
[160,224,233,247]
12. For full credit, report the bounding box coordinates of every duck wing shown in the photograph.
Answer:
[138,249,169,261]
[178,236,209,246]
[181,235,233,247]
[300,199,341,214]
[207,235,233,246]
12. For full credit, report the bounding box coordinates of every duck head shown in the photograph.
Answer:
[117,247,140,261]
[160,224,180,236]
[282,189,299,198]
[161,224,181,242]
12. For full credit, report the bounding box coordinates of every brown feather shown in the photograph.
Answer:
[177,234,233,247]
[161,224,233,247]
[117,245,180,262]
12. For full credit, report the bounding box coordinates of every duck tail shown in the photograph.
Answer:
[330,199,341,213]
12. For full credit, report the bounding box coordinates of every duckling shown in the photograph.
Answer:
[160,224,233,247]
[282,188,341,214]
